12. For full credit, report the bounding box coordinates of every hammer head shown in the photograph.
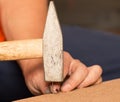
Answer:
[43,1,63,82]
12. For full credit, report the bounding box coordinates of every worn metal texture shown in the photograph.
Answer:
[43,1,63,82]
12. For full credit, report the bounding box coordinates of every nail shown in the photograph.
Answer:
[44,87,51,94]
[50,83,60,94]
[52,88,60,94]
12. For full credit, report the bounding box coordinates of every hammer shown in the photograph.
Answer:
[0,1,63,82]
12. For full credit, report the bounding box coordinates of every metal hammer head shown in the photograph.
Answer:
[43,1,63,82]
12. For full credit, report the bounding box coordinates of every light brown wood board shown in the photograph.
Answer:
[14,78,120,102]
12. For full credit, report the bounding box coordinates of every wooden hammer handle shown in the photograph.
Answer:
[0,39,43,61]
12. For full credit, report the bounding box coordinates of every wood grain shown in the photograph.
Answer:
[0,39,42,60]
[14,78,120,102]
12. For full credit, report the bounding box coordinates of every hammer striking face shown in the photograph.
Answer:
[0,1,63,82]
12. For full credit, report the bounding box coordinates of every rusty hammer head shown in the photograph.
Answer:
[0,1,63,82]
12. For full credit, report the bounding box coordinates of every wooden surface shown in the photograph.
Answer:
[14,78,120,102]
[55,0,120,31]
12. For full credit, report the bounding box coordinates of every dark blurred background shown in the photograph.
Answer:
[54,0,120,34]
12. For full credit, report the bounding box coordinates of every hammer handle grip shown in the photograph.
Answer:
[0,39,43,61]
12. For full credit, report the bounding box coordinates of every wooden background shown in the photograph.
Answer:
[55,0,120,34]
